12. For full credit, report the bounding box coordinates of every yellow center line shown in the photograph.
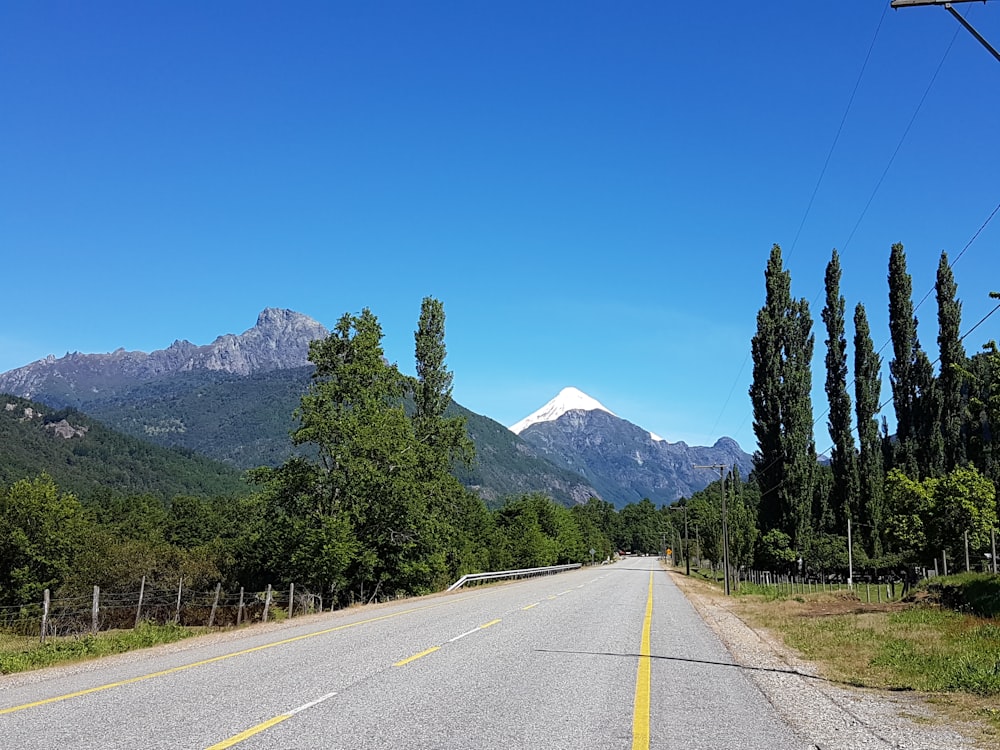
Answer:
[393,646,441,667]
[479,618,501,629]
[631,571,654,750]
[522,603,539,610]
[0,598,467,716]
[206,715,291,750]
[205,691,338,750]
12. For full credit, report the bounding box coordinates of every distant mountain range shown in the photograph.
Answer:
[0,310,753,507]
[512,388,753,506]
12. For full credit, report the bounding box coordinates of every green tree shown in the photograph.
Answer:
[887,243,922,476]
[883,468,935,560]
[854,302,885,556]
[727,471,759,572]
[928,465,997,564]
[750,244,816,550]
[254,309,436,603]
[756,529,797,573]
[935,252,968,471]
[411,296,483,583]
[0,475,92,606]
[964,330,1000,487]
[822,249,859,531]
[619,498,663,555]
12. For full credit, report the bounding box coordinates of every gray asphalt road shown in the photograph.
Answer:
[0,558,806,749]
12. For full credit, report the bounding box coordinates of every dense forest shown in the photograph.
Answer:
[3,253,998,613]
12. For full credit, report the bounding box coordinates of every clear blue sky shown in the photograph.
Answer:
[2,1,998,453]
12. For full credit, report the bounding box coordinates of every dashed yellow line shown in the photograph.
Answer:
[522,603,539,610]
[393,646,441,667]
[631,571,654,750]
[206,714,291,749]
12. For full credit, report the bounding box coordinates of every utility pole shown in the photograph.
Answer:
[892,0,1000,63]
[669,503,690,576]
[695,464,731,595]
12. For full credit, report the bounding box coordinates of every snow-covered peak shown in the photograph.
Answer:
[509,387,616,434]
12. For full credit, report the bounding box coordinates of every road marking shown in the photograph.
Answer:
[448,617,502,643]
[205,691,337,749]
[0,598,466,716]
[631,571,654,750]
[393,646,440,667]
[521,603,539,610]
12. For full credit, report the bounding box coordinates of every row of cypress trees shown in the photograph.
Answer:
[749,243,998,570]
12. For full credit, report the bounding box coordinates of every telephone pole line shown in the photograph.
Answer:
[892,0,1000,63]
[695,464,731,595]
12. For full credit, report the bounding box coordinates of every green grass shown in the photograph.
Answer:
[0,622,197,674]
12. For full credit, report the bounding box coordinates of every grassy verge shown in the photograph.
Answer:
[0,622,197,675]
[681,570,1000,741]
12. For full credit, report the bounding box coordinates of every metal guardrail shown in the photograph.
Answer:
[447,563,582,592]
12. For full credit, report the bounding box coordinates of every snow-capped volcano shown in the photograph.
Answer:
[509,387,616,435]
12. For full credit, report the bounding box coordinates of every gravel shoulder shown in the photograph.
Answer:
[668,569,985,750]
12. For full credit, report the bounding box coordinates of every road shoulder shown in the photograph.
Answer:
[667,568,982,750]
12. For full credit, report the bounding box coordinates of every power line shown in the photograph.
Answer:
[787,2,890,261]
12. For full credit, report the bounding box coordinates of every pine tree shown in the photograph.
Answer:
[935,252,968,471]
[822,249,859,531]
[750,244,816,551]
[853,303,885,556]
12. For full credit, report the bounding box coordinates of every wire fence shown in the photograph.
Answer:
[0,578,325,642]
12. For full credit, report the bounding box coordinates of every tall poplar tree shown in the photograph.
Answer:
[413,296,473,469]
[822,249,859,531]
[887,243,921,476]
[750,244,816,551]
[853,302,884,556]
[935,252,968,471]
[412,297,483,578]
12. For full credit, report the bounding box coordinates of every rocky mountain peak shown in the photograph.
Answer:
[0,309,330,406]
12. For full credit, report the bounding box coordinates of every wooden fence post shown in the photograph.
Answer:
[208,583,222,628]
[237,587,245,626]
[40,589,50,643]
[174,578,183,624]
[92,586,100,634]
[263,584,272,623]
[135,575,146,628]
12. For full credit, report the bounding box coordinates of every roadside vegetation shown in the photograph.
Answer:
[0,623,196,675]
[680,567,1000,742]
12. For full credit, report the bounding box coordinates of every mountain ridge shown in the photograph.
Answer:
[0,308,327,407]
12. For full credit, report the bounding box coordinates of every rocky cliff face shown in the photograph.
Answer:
[0,308,328,406]
[517,407,754,507]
